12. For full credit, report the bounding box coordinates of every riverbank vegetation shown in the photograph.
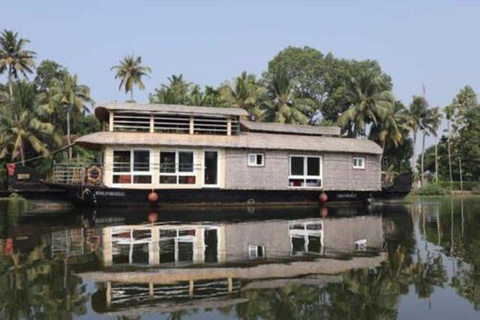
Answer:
[0,29,479,190]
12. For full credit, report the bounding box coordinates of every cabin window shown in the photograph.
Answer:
[248,245,266,259]
[113,150,152,184]
[159,227,196,265]
[353,157,365,169]
[248,153,264,167]
[289,156,322,188]
[289,221,323,255]
[159,150,196,185]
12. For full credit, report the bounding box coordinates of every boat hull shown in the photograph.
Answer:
[41,182,377,207]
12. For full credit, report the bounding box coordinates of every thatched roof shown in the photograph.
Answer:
[95,103,248,121]
[76,131,383,155]
[240,120,341,136]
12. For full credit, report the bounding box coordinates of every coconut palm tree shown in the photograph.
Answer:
[405,96,428,172]
[0,81,59,166]
[221,71,265,120]
[150,74,191,105]
[111,55,151,101]
[369,101,407,152]
[202,85,224,107]
[338,71,394,137]
[0,30,36,95]
[49,73,94,158]
[420,106,442,184]
[262,71,311,124]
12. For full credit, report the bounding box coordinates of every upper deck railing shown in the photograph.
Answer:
[110,112,240,135]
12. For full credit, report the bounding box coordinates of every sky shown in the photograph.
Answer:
[1,0,480,150]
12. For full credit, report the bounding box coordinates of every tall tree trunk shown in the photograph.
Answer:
[412,130,417,173]
[447,119,453,187]
[67,104,72,159]
[8,66,13,96]
[421,132,426,186]
[435,139,438,182]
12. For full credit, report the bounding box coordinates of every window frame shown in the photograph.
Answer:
[288,155,323,189]
[353,156,366,170]
[248,245,266,259]
[159,149,197,185]
[247,153,265,167]
[112,149,153,185]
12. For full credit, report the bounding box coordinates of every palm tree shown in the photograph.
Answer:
[49,73,93,158]
[149,74,191,105]
[338,71,394,137]
[202,85,224,107]
[221,71,265,120]
[369,101,407,152]
[111,55,151,101]
[420,106,442,184]
[262,71,311,124]
[0,30,36,95]
[0,81,59,166]
[405,96,428,173]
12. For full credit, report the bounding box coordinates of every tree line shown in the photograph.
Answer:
[1,29,478,184]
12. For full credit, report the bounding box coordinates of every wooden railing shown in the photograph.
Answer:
[49,163,102,185]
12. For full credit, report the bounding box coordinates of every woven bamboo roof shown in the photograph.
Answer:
[240,120,341,136]
[95,103,248,121]
[76,131,383,155]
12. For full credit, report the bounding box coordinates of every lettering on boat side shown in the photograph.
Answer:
[95,191,127,197]
[336,193,357,199]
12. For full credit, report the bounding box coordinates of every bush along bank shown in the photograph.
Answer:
[412,181,480,196]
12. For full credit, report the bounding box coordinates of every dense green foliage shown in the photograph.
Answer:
[3,29,480,187]
[415,183,448,196]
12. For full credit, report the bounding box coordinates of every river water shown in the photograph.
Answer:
[1,197,480,319]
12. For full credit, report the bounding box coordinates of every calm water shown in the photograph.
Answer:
[1,197,480,319]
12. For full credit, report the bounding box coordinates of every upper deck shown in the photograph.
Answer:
[94,103,341,137]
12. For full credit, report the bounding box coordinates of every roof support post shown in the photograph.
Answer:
[150,115,154,133]
[227,118,232,136]
[189,117,194,134]
[109,112,114,132]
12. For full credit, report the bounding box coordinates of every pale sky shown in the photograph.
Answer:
[1,0,479,150]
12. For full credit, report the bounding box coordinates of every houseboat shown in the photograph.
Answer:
[43,103,384,207]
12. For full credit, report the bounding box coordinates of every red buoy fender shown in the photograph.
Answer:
[319,192,328,204]
[148,212,158,223]
[148,191,158,203]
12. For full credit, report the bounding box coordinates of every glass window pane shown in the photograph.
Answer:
[248,154,256,165]
[113,174,131,184]
[257,154,263,165]
[133,175,152,184]
[291,237,306,255]
[291,157,304,175]
[179,152,194,172]
[160,175,177,184]
[159,239,175,264]
[160,152,176,173]
[307,157,320,176]
[178,242,194,262]
[308,236,321,253]
[113,151,131,172]
[133,150,150,172]
[306,179,321,187]
[289,179,304,187]
[179,176,196,184]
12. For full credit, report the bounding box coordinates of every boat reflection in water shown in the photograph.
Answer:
[78,209,386,316]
